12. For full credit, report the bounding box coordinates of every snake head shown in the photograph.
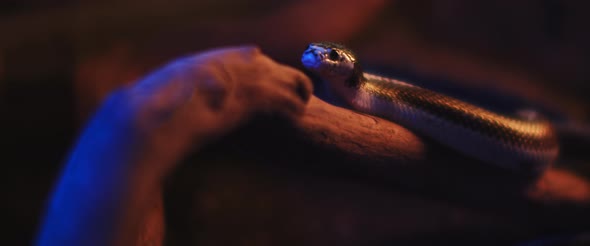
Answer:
[301,42,363,87]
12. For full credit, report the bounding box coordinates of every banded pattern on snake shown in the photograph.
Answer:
[301,42,558,172]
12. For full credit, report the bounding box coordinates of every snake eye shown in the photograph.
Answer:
[328,50,340,61]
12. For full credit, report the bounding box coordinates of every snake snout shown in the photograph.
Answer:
[301,47,322,70]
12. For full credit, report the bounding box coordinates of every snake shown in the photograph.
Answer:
[301,42,559,172]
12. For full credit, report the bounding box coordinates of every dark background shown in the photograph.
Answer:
[1,0,589,245]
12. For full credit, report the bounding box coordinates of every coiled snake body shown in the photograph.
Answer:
[301,42,559,172]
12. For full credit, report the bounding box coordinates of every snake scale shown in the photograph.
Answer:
[301,42,559,172]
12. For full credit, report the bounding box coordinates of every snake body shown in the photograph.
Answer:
[301,42,558,172]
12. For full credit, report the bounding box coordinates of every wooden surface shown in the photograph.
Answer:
[162,95,590,245]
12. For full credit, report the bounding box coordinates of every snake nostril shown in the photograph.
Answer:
[303,49,315,56]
